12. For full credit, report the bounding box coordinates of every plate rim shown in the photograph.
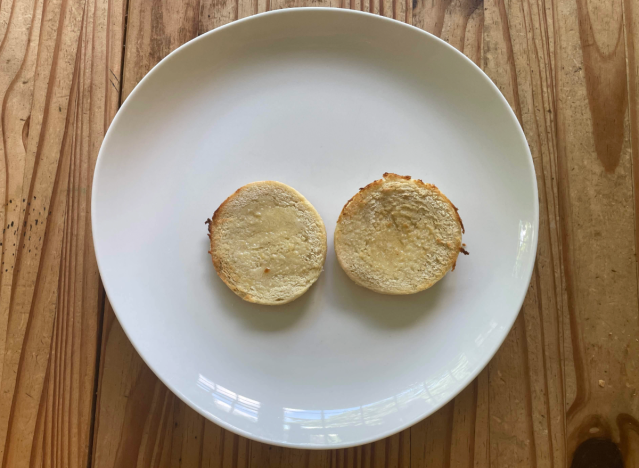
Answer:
[92,7,540,449]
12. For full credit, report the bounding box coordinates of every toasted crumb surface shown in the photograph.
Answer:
[208,181,327,305]
[334,173,463,295]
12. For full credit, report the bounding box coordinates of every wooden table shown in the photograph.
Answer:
[1,0,638,465]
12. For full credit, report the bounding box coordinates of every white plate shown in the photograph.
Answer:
[92,8,538,449]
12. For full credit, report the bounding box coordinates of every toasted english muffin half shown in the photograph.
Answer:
[334,173,465,295]
[207,181,327,305]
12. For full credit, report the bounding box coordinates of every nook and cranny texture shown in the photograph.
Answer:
[207,181,327,305]
[334,173,464,295]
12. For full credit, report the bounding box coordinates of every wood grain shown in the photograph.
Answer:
[1,0,638,465]
[557,0,639,463]
[0,0,125,463]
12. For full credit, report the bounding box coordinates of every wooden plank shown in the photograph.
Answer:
[482,0,566,466]
[120,0,199,101]
[0,0,126,462]
[625,0,639,461]
[556,0,639,465]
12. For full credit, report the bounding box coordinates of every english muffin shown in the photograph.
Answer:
[334,173,465,295]
[207,181,327,305]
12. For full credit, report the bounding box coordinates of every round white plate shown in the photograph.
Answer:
[93,8,538,449]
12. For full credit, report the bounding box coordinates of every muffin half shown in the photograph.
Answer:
[208,181,327,305]
[334,173,464,295]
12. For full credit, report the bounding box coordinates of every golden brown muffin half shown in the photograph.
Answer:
[207,181,327,305]
[334,173,465,295]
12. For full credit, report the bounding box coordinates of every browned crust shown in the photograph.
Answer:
[340,174,409,219]
[207,184,260,303]
[450,202,465,234]
[382,172,411,180]
[341,178,386,213]
[339,173,464,233]
[335,173,465,293]
[211,185,244,225]
[453,247,470,271]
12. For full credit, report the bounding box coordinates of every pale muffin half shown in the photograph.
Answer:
[207,181,327,305]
